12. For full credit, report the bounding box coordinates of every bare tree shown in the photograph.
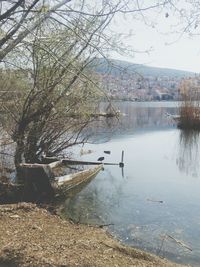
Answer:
[0,0,72,61]
[1,6,109,164]
[0,0,172,61]
[0,0,174,166]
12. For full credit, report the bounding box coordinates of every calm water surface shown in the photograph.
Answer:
[61,102,200,266]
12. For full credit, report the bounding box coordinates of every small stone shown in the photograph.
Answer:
[10,215,20,219]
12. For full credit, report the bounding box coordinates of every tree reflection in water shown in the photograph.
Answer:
[84,102,177,144]
[59,102,200,267]
[177,130,200,177]
[61,168,125,225]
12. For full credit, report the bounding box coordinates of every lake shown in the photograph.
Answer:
[61,101,200,266]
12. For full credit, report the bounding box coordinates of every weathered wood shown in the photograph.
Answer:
[48,160,63,169]
[53,165,103,194]
[17,163,55,201]
[16,162,103,201]
[41,157,60,164]
[62,159,119,166]
[119,150,124,167]
[43,157,119,166]
[19,163,49,168]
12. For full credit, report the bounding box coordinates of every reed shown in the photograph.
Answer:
[178,78,200,130]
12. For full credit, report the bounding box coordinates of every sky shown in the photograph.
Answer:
[108,3,200,73]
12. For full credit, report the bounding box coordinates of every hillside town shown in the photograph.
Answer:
[99,72,200,101]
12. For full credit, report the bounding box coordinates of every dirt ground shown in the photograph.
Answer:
[0,203,190,267]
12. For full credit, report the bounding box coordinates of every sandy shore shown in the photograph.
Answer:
[0,203,189,267]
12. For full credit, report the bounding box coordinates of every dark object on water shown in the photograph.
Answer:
[119,150,124,168]
[147,198,164,203]
[119,150,125,177]
[119,162,124,167]
[165,12,169,18]
[97,157,105,162]
[104,151,111,154]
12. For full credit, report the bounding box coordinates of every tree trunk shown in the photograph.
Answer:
[24,123,42,163]
[13,120,27,166]
[24,139,39,163]
[14,138,24,166]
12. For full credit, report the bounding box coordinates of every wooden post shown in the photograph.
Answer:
[119,150,124,167]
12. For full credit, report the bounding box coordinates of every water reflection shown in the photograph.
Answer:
[62,102,200,267]
[177,130,200,177]
[61,168,124,225]
[86,101,177,142]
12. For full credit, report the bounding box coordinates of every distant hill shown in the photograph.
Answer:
[91,58,195,78]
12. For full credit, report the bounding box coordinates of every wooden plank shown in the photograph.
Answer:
[19,163,47,168]
[62,159,119,166]
[53,165,103,193]
[56,165,103,186]
[48,160,63,169]
[43,157,120,166]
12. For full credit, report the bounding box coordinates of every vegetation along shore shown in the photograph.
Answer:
[0,1,199,266]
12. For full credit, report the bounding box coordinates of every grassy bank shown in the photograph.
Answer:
[0,203,189,267]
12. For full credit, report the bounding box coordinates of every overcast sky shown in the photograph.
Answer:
[109,5,200,73]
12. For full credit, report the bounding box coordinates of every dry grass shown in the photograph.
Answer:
[178,104,200,129]
[0,203,189,267]
[178,79,200,130]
